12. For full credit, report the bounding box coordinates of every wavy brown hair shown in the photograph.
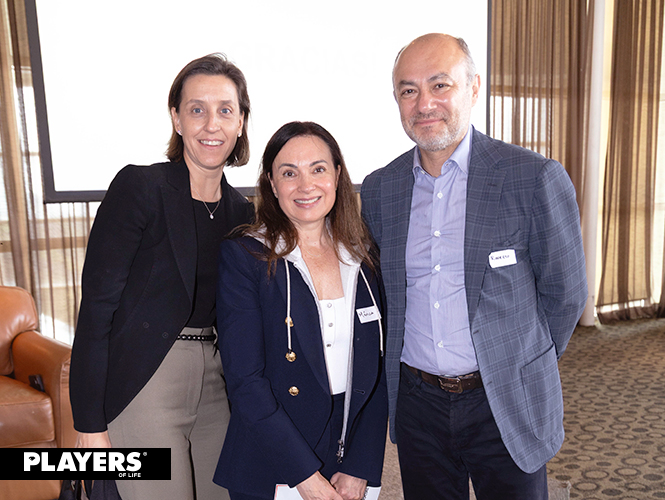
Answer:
[245,121,375,273]
[166,53,250,166]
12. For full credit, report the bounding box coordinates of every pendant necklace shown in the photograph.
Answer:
[191,182,221,219]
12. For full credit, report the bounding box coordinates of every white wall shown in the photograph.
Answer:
[35,0,488,191]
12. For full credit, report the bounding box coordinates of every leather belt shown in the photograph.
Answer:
[404,363,482,393]
[177,327,215,342]
[177,334,216,341]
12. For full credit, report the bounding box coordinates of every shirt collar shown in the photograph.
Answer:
[250,225,359,267]
[412,125,473,177]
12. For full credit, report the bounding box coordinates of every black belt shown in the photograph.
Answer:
[177,327,215,342]
[177,334,216,341]
[404,363,482,393]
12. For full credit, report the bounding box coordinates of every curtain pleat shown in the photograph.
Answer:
[0,0,94,343]
[0,0,31,291]
[597,0,664,322]
[490,0,591,213]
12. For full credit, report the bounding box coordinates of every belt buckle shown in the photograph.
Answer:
[438,376,463,393]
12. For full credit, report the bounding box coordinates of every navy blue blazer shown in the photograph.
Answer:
[214,237,387,497]
[361,129,587,474]
[70,161,254,432]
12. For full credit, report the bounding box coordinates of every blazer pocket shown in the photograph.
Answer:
[491,228,523,248]
[520,343,564,441]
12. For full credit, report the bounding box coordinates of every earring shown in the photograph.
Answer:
[238,131,242,138]
[177,130,182,136]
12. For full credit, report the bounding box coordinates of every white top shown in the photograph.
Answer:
[319,297,351,394]
[284,244,359,395]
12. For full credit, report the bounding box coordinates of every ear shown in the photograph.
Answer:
[238,112,245,138]
[170,107,181,134]
[470,74,481,106]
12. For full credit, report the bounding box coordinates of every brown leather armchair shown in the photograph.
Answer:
[0,286,76,500]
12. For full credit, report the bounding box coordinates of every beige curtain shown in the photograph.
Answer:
[490,0,592,210]
[0,0,95,343]
[492,0,665,323]
[597,0,664,321]
[661,235,665,315]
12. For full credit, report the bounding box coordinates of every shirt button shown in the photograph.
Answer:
[437,341,444,348]
[327,302,332,308]
[328,323,333,327]
[434,302,440,309]
[434,230,441,237]
[326,343,332,347]
[437,192,443,199]
[434,264,441,272]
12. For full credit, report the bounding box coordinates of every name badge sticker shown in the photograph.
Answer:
[489,249,517,269]
[356,305,381,323]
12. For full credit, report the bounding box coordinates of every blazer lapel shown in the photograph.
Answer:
[381,149,415,314]
[348,264,381,419]
[274,259,330,394]
[162,162,197,303]
[465,131,506,326]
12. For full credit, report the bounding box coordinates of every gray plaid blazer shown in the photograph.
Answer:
[360,129,587,473]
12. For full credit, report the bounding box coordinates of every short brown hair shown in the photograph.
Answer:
[166,53,250,166]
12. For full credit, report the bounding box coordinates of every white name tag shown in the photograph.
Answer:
[489,249,517,268]
[356,305,381,323]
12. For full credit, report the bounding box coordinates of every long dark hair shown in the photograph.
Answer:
[246,121,375,273]
[166,53,250,166]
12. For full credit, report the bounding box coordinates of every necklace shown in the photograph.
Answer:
[191,182,221,219]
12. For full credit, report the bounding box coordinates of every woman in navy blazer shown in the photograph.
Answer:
[70,54,254,500]
[215,122,387,500]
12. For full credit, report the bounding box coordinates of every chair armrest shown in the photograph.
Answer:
[12,331,77,448]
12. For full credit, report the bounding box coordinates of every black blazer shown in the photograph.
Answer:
[70,161,254,432]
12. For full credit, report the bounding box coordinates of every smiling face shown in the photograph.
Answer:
[170,73,244,174]
[269,135,339,233]
[393,35,479,155]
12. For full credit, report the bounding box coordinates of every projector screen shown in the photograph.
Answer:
[27,0,489,202]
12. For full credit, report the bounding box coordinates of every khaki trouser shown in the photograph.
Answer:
[108,328,230,500]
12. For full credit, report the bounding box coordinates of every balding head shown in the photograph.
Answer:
[393,33,477,89]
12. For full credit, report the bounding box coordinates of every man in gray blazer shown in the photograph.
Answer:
[360,33,587,500]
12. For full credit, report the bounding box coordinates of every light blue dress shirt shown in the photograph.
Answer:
[400,127,479,376]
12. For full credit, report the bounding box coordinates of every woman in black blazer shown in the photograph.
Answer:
[69,54,254,500]
[214,122,387,500]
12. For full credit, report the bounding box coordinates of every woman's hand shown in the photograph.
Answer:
[296,471,343,500]
[330,472,368,500]
[75,431,112,448]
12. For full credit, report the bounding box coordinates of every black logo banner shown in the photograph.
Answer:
[1,448,171,480]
